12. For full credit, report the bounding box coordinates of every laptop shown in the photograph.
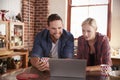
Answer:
[49,59,87,80]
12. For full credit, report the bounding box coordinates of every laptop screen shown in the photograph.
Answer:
[49,59,87,78]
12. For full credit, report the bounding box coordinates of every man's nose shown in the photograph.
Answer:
[55,29,59,33]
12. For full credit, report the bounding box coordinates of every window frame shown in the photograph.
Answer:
[67,0,112,40]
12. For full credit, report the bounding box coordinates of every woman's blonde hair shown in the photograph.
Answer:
[81,17,97,30]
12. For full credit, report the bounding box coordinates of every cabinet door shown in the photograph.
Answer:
[9,22,24,49]
[0,21,8,50]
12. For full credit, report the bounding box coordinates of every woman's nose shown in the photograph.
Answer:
[84,32,88,36]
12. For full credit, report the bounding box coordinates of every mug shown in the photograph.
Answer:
[100,64,112,75]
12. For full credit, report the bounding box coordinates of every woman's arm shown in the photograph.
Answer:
[86,65,101,71]
[101,36,112,66]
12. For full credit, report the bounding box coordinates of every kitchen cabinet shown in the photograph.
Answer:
[0,21,27,75]
[9,22,24,49]
[0,21,24,51]
[0,21,8,50]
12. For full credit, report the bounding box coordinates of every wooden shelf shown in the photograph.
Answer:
[0,35,6,39]
[0,50,28,67]
[0,50,29,75]
[0,21,24,50]
[111,55,120,59]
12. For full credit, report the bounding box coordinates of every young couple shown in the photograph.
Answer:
[30,14,112,72]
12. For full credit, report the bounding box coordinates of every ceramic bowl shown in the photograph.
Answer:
[109,70,120,80]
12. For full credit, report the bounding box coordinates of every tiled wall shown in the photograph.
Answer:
[22,0,49,51]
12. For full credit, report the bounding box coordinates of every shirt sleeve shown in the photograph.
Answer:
[63,34,74,58]
[76,36,85,59]
[30,33,43,58]
[101,36,112,66]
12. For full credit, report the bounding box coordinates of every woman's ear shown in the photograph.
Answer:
[95,27,97,31]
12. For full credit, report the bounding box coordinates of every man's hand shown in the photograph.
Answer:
[30,57,49,71]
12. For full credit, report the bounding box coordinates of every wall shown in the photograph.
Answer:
[34,0,49,35]
[0,0,22,18]
[22,0,35,50]
[110,0,120,49]
[22,0,48,50]
[48,0,67,29]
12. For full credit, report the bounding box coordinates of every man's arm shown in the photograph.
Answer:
[30,33,49,71]
[31,33,43,58]
[63,33,74,58]
[30,57,49,71]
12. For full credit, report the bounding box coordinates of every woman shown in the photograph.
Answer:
[77,18,112,71]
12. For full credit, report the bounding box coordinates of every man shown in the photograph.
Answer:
[30,14,74,71]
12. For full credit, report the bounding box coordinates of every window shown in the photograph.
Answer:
[67,0,111,40]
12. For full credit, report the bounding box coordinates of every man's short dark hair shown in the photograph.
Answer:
[47,14,62,26]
